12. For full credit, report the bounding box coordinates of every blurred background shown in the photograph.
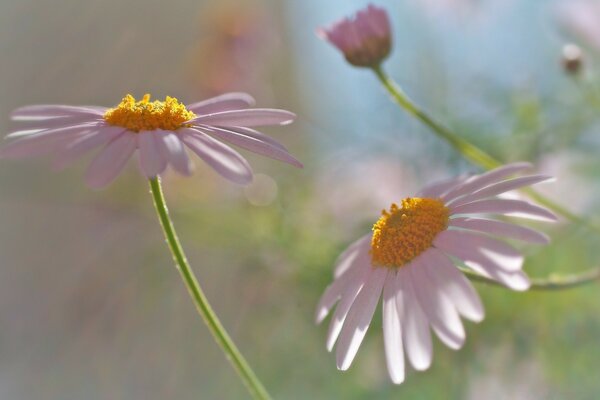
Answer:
[1,0,600,398]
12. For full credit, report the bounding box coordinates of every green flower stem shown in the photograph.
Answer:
[459,266,600,291]
[149,177,271,400]
[372,65,600,290]
[371,65,600,233]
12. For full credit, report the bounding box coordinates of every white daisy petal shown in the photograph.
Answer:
[448,175,554,207]
[52,127,124,171]
[450,198,557,221]
[398,266,433,371]
[84,132,136,189]
[190,108,296,127]
[442,162,532,202]
[334,234,372,278]
[138,131,168,178]
[325,270,368,352]
[421,248,484,322]
[409,259,465,350]
[434,230,523,272]
[186,92,256,114]
[154,130,193,176]
[418,176,467,198]
[382,272,405,384]
[11,105,105,120]
[180,129,253,185]
[449,218,550,244]
[335,267,387,370]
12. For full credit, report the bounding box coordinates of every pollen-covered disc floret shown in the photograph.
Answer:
[371,197,449,267]
[103,94,196,132]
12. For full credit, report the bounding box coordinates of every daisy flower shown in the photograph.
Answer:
[1,93,302,189]
[318,4,391,68]
[315,162,556,384]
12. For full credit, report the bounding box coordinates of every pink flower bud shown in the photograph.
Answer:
[318,4,392,68]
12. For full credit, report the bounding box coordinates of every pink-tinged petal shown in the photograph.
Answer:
[421,248,484,322]
[217,126,289,152]
[398,267,432,371]
[154,130,193,176]
[382,272,405,384]
[434,232,530,291]
[325,269,368,352]
[418,176,467,198]
[180,129,253,185]
[84,132,136,189]
[5,122,99,140]
[315,249,370,325]
[11,105,105,120]
[0,124,98,159]
[138,131,167,178]
[442,162,532,203]
[190,108,296,127]
[451,198,557,222]
[449,218,550,245]
[336,267,387,371]
[195,126,303,168]
[52,127,124,171]
[186,92,255,115]
[9,115,102,132]
[334,234,372,279]
[434,230,523,272]
[409,259,465,350]
[448,175,554,207]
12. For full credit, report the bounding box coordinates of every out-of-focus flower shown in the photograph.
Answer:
[561,43,584,75]
[557,0,600,51]
[1,93,302,189]
[318,4,391,68]
[316,163,555,384]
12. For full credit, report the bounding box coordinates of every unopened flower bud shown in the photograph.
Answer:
[561,43,584,75]
[317,4,392,68]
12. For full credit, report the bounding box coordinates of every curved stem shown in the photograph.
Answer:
[460,266,600,291]
[371,65,600,234]
[148,177,271,400]
[371,65,600,289]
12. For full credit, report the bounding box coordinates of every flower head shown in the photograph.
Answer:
[315,163,556,384]
[318,4,391,68]
[1,93,302,189]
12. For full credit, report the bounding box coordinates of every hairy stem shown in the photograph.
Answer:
[149,177,271,400]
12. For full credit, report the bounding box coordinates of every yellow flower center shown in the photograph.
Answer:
[371,197,449,268]
[103,94,196,132]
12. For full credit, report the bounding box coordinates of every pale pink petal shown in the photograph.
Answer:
[190,108,296,127]
[442,162,532,202]
[138,131,168,178]
[194,126,303,168]
[421,248,484,322]
[325,269,368,352]
[154,130,193,176]
[180,129,253,185]
[448,175,554,207]
[418,176,467,198]
[52,127,124,170]
[334,234,372,278]
[186,92,255,115]
[315,250,370,324]
[222,126,289,152]
[84,132,136,189]
[398,266,432,371]
[8,116,101,133]
[336,267,387,370]
[451,198,557,222]
[434,230,523,272]
[11,105,105,120]
[382,272,405,384]
[409,259,465,350]
[449,218,550,244]
[0,124,98,158]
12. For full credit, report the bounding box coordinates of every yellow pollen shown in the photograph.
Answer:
[371,197,449,268]
[103,94,196,132]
